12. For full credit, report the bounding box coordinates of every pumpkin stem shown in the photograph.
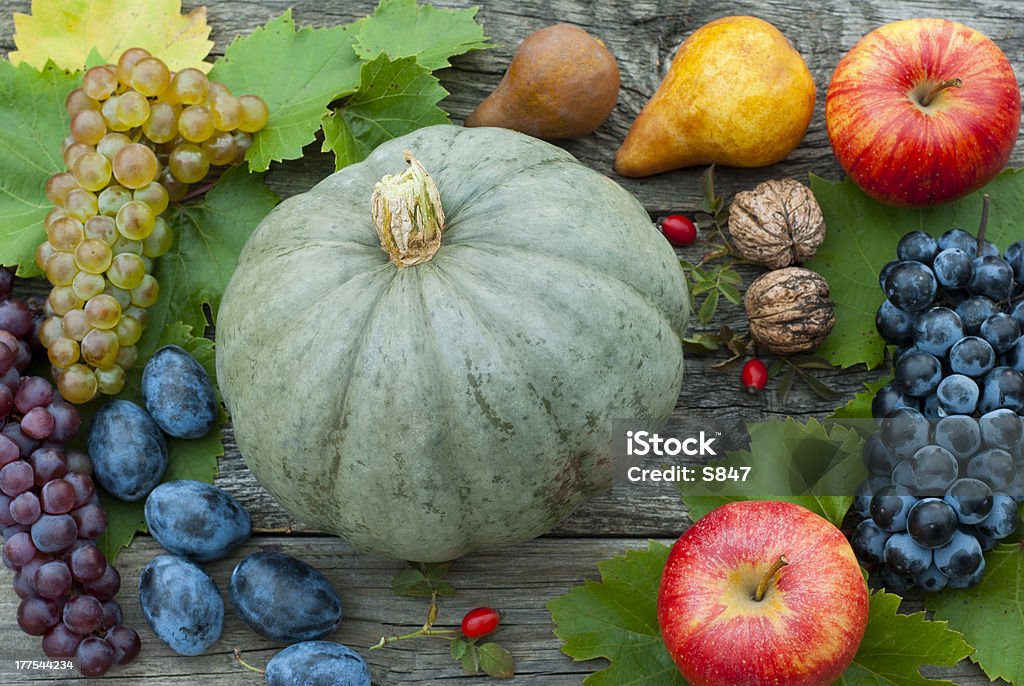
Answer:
[371,150,445,268]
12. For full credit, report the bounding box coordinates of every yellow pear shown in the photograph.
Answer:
[615,16,816,177]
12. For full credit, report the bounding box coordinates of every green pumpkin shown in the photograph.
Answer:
[216,126,688,561]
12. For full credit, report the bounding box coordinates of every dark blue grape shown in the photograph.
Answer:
[961,524,997,551]
[851,519,889,566]
[932,248,974,289]
[265,641,371,686]
[88,400,167,502]
[876,300,917,345]
[854,478,878,518]
[914,564,948,592]
[139,555,223,656]
[980,313,1021,353]
[935,374,979,415]
[956,297,999,335]
[921,393,942,419]
[966,448,1015,491]
[229,551,341,644]
[142,346,218,439]
[879,260,900,292]
[947,556,986,589]
[976,493,1019,539]
[884,532,933,576]
[1010,301,1024,329]
[933,530,984,579]
[872,384,920,419]
[907,498,957,548]
[969,256,1014,301]
[979,408,1023,448]
[1005,240,1024,281]
[891,459,916,493]
[898,231,939,264]
[895,350,942,397]
[913,307,964,356]
[879,565,916,593]
[871,484,917,532]
[979,366,1024,413]
[144,481,252,562]
[944,478,994,525]
[880,407,931,458]
[884,261,938,312]
[862,432,898,476]
[933,415,982,459]
[979,240,1000,258]
[1002,336,1024,372]
[948,336,996,378]
[909,444,959,496]
[938,228,978,256]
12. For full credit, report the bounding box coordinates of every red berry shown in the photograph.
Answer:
[461,606,501,639]
[741,359,768,393]
[661,214,698,246]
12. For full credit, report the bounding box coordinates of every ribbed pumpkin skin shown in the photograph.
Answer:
[216,126,688,561]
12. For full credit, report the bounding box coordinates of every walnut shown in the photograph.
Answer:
[744,267,835,355]
[728,179,825,269]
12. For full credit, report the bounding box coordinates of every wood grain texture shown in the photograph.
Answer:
[0,0,1021,683]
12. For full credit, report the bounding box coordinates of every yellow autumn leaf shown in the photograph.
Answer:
[10,0,213,72]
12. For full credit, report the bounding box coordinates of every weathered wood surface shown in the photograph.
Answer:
[1,0,1022,683]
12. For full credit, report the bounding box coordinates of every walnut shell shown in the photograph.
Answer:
[728,179,825,269]
[744,267,835,355]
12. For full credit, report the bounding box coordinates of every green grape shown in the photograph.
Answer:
[84,215,119,245]
[210,95,241,131]
[84,294,122,330]
[142,101,179,144]
[115,90,150,128]
[231,131,254,163]
[44,252,78,286]
[60,307,91,342]
[105,285,132,309]
[133,182,169,215]
[35,241,56,272]
[113,143,159,189]
[115,315,142,346]
[170,68,209,105]
[65,87,99,118]
[82,65,118,101]
[100,96,131,132]
[141,216,173,257]
[74,238,113,274]
[71,271,106,301]
[38,315,63,348]
[70,109,107,145]
[48,286,84,316]
[63,141,93,171]
[130,56,171,97]
[96,132,132,161]
[205,81,231,104]
[237,94,269,133]
[97,185,132,217]
[72,151,113,192]
[141,256,153,273]
[159,167,189,201]
[45,172,80,206]
[168,143,209,183]
[201,131,237,166]
[45,206,69,228]
[94,364,126,395]
[57,363,98,404]
[178,105,216,143]
[116,47,151,86]
[125,305,150,329]
[111,235,143,256]
[47,216,84,252]
[64,189,99,222]
[115,200,155,240]
[47,337,80,368]
[81,328,119,368]
[130,274,159,308]
[106,253,147,289]
[114,344,138,370]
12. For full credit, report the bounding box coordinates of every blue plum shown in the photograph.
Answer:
[139,555,223,656]
[88,400,166,501]
[265,641,371,686]
[145,480,251,562]
[142,345,218,439]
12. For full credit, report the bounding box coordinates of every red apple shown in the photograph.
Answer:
[825,18,1020,206]
[658,500,868,686]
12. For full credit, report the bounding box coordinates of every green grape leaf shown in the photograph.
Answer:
[96,492,147,562]
[0,60,79,276]
[550,544,971,686]
[321,55,450,170]
[208,10,364,171]
[806,171,1024,369]
[138,165,278,362]
[836,590,973,686]
[681,418,864,527]
[354,0,491,70]
[831,375,893,420]
[926,542,1024,683]
[548,541,687,685]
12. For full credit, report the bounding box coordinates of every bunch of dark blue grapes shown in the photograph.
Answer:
[850,227,1024,592]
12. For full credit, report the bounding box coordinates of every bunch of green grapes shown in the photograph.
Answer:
[37,48,268,404]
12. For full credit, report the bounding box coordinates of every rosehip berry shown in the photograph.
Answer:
[461,606,501,639]
[741,359,768,393]
[661,214,698,246]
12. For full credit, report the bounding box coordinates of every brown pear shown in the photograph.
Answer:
[465,24,620,140]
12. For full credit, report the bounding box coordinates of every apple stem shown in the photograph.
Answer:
[753,555,789,602]
[976,194,991,254]
[919,78,963,107]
